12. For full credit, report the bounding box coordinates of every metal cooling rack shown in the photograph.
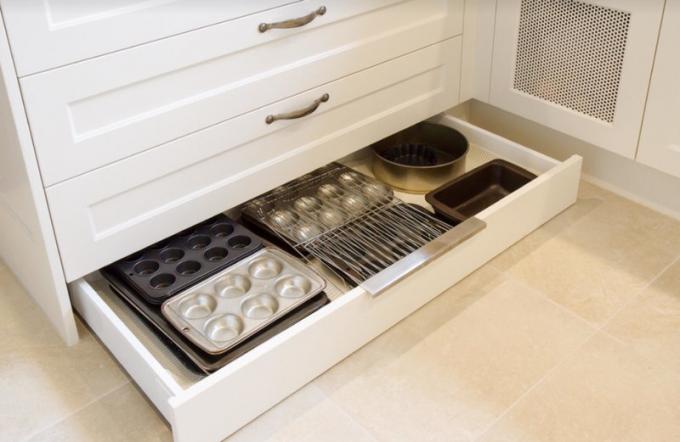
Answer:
[243,163,456,289]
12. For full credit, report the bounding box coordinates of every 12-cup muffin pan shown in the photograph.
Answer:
[242,163,395,247]
[161,247,326,355]
[106,214,263,305]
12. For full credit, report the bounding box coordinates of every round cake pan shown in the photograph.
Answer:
[371,122,469,193]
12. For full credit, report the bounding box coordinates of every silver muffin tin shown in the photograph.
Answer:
[244,163,394,246]
[161,247,326,355]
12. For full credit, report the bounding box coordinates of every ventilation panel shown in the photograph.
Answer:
[512,0,631,123]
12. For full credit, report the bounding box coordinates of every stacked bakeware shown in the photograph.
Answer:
[103,214,330,373]
[104,268,328,374]
[243,163,454,287]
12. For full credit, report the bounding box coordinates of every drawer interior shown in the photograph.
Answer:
[76,112,564,394]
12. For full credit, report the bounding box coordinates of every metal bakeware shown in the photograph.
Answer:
[102,268,329,374]
[372,122,469,193]
[425,159,537,223]
[242,163,394,246]
[161,247,326,355]
[106,214,263,305]
[243,163,487,297]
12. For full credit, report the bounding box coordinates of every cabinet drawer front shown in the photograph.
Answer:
[21,0,463,185]
[69,115,582,442]
[2,0,307,76]
[47,38,463,281]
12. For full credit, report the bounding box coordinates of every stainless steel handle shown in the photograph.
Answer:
[360,217,487,297]
[258,6,327,33]
[265,93,329,124]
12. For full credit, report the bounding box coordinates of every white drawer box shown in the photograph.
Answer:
[46,37,463,282]
[20,0,463,185]
[70,115,582,442]
[2,0,333,76]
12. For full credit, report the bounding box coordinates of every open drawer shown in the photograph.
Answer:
[69,114,582,442]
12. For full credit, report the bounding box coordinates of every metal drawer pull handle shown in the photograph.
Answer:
[265,93,329,124]
[360,217,487,297]
[258,6,327,33]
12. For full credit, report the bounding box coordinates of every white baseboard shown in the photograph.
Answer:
[448,100,680,221]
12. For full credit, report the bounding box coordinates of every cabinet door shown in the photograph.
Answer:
[489,0,663,158]
[0,0,296,76]
[637,0,680,178]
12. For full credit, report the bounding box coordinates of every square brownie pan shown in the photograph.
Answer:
[425,159,536,223]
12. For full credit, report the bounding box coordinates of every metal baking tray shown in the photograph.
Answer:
[106,214,263,305]
[102,268,329,374]
[425,159,537,223]
[161,247,326,354]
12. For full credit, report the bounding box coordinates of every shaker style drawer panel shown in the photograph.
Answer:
[69,114,582,442]
[1,0,298,76]
[47,38,463,282]
[20,0,463,186]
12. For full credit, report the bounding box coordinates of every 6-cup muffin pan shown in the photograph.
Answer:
[242,163,394,247]
[161,247,326,355]
[106,214,263,305]
[102,268,329,374]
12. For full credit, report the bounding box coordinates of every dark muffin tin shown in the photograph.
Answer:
[425,159,537,223]
[107,214,263,305]
[102,269,329,374]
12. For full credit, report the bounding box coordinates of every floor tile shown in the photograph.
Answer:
[0,264,68,351]
[0,322,129,441]
[26,383,171,442]
[491,184,603,272]
[606,258,680,373]
[581,186,680,254]
[479,333,680,442]
[228,384,376,442]
[494,188,678,325]
[315,266,505,395]
[328,279,594,441]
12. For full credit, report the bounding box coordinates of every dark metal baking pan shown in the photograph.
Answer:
[425,159,537,223]
[106,214,264,305]
[101,269,329,374]
[372,122,469,193]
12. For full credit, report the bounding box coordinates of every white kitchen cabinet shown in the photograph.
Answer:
[489,0,664,158]
[636,0,680,179]
[0,1,591,440]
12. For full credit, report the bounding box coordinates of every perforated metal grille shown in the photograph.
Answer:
[513,0,630,123]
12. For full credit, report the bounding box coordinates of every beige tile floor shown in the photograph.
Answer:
[2,180,680,442]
